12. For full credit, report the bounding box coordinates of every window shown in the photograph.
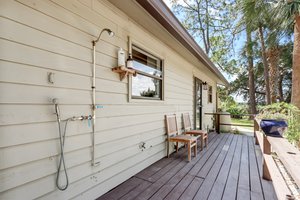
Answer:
[131,45,163,100]
[208,85,213,103]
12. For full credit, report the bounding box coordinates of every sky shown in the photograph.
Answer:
[162,0,246,102]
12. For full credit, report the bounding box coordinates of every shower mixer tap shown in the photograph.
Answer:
[71,115,93,121]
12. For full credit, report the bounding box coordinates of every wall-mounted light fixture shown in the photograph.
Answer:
[202,81,208,90]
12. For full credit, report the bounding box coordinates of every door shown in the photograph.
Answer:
[194,77,202,130]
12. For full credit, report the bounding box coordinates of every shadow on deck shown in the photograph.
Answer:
[97,133,277,200]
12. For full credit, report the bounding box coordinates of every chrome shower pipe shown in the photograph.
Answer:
[91,28,114,166]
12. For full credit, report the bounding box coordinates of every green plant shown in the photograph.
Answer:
[140,88,156,97]
[257,102,300,143]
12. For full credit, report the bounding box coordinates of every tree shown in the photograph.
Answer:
[240,0,272,104]
[266,46,280,103]
[169,0,238,75]
[273,0,300,108]
[246,26,257,114]
[235,0,257,115]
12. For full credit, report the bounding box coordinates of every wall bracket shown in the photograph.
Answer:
[112,66,136,81]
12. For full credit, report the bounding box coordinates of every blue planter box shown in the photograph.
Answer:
[260,119,288,137]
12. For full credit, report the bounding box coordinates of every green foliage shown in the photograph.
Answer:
[226,104,248,118]
[218,86,248,118]
[257,102,300,142]
[140,88,156,97]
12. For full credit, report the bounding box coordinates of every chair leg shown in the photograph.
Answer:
[201,136,203,150]
[188,142,191,162]
[167,140,170,158]
[194,143,197,157]
[205,137,208,147]
[176,142,179,152]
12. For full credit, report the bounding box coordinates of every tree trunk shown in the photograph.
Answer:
[246,27,257,116]
[258,25,271,105]
[278,71,284,102]
[266,47,280,103]
[292,14,300,108]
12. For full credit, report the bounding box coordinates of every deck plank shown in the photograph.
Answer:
[144,133,217,183]
[248,136,264,200]
[178,177,204,200]
[237,188,250,200]
[97,134,276,200]
[135,159,187,200]
[238,136,250,190]
[222,134,244,200]
[196,134,233,178]
[96,177,143,200]
[134,157,174,180]
[119,180,152,200]
[189,134,229,177]
[193,134,236,200]
[163,134,225,200]
[151,133,224,200]
[207,135,241,200]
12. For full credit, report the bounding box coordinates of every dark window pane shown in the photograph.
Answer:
[132,74,162,99]
[132,48,162,77]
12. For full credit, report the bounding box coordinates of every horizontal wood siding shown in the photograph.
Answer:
[0,0,218,199]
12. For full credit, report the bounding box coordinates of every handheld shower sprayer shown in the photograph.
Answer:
[52,98,60,121]
[52,98,69,191]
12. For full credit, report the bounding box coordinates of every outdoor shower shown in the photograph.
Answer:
[91,28,115,166]
[52,28,114,190]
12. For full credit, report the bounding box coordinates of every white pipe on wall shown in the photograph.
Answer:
[91,28,114,166]
[92,41,97,166]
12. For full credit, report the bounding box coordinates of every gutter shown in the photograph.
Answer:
[136,0,229,86]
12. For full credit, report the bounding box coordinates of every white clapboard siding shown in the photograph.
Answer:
[1,114,167,169]
[0,60,126,88]
[42,144,165,200]
[165,85,193,96]
[0,0,219,199]
[0,133,164,193]
[0,38,118,74]
[72,150,165,200]
[0,119,164,148]
[96,120,164,141]
[0,143,165,200]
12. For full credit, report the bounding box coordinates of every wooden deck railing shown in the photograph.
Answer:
[254,119,300,200]
[205,113,256,134]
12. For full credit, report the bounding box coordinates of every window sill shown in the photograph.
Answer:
[128,96,165,104]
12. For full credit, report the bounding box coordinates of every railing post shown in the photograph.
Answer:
[263,158,272,180]
[216,114,220,134]
[254,119,259,145]
[263,135,271,155]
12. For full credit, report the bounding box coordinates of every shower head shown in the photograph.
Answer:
[93,28,115,44]
[104,28,115,37]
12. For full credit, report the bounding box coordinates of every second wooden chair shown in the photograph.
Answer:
[182,113,208,150]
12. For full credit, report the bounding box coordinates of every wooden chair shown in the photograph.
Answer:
[165,114,198,162]
[182,113,208,150]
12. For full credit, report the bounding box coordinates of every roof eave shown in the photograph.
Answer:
[136,0,229,86]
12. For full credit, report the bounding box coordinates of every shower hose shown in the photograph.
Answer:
[55,116,71,191]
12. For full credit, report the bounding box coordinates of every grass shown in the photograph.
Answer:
[231,118,254,131]
[231,118,254,126]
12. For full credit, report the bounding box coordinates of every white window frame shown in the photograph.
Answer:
[128,43,164,103]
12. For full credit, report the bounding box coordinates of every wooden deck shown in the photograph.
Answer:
[97,133,277,200]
